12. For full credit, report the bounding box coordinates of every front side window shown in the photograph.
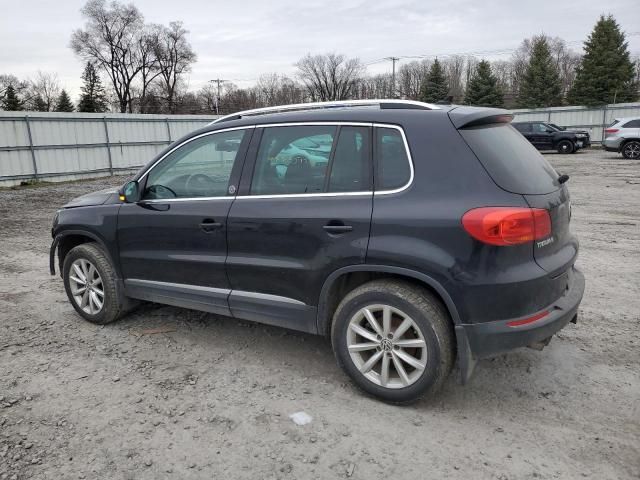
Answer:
[250,125,371,195]
[143,129,246,200]
[532,123,549,133]
[375,127,411,191]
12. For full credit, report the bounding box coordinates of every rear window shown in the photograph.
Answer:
[459,123,559,195]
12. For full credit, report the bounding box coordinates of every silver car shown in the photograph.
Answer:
[603,117,640,159]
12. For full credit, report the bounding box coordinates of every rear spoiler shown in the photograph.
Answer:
[448,106,514,129]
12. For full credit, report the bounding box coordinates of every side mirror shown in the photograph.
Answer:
[120,180,140,203]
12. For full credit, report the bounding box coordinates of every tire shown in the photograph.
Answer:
[621,140,640,159]
[331,280,455,404]
[63,243,129,325]
[556,140,574,154]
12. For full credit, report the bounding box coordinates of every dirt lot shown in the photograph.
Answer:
[0,148,638,480]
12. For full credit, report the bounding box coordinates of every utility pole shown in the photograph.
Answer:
[209,78,227,115]
[385,57,400,98]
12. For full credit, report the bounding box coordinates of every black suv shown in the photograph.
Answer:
[50,100,585,403]
[513,121,590,153]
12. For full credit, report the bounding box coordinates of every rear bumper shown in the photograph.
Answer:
[602,137,622,151]
[456,266,585,383]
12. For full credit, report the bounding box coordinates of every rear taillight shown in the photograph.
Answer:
[604,128,619,134]
[462,207,551,246]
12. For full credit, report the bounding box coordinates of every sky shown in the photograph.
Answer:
[1,0,639,99]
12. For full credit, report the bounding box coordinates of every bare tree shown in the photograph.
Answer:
[70,0,145,113]
[153,21,196,113]
[442,56,466,103]
[26,71,61,111]
[295,53,364,101]
[254,74,305,106]
[396,60,431,99]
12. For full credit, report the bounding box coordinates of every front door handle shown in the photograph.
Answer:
[323,221,353,234]
[200,218,223,232]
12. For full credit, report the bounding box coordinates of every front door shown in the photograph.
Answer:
[226,124,373,332]
[117,127,252,315]
[531,123,553,150]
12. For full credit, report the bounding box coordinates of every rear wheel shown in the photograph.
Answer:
[331,280,454,404]
[63,243,129,325]
[622,140,640,159]
[556,140,574,154]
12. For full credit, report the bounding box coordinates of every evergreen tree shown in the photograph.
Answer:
[420,59,449,103]
[516,36,562,108]
[55,90,75,112]
[2,84,22,111]
[463,60,504,107]
[32,95,48,112]
[78,62,107,113]
[568,15,637,105]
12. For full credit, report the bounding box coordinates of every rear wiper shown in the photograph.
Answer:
[558,174,570,184]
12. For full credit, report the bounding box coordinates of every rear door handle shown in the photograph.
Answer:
[200,218,223,232]
[323,222,353,234]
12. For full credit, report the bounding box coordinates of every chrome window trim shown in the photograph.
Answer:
[230,290,306,306]
[239,121,413,199]
[138,125,255,181]
[133,122,413,202]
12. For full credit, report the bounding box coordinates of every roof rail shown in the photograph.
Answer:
[209,99,441,125]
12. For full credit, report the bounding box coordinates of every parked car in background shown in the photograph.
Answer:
[50,100,584,404]
[603,117,640,159]
[547,123,591,148]
[513,121,588,154]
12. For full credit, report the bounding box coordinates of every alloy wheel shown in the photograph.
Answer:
[69,258,104,315]
[346,304,427,389]
[623,142,640,159]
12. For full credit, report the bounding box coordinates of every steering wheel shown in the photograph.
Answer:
[146,184,177,199]
[185,173,216,195]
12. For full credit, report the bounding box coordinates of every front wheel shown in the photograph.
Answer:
[557,140,574,154]
[331,280,455,404]
[621,140,640,159]
[63,243,129,324]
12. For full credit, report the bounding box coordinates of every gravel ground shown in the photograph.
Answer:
[1,148,638,480]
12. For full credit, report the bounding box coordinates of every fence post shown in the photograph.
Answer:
[165,118,172,144]
[103,116,114,176]
[601,105,608,143]
[24,115,39,181]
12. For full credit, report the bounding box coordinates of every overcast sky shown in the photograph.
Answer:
[1,0,639,98]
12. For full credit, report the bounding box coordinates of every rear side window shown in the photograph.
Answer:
[375,127,411,191]
[459,123,559,195]
[250,125,371,195]
[622,119,640,128]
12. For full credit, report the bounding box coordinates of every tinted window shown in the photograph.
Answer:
[251,125,335,195]
[532,123,550,133]
[513,123,531,133]
[376,127,411,190]
[143,129,246,200]
[328,126,371,192]
[460,124,559,195]
[622,119,640,128]
[251,125,372,195]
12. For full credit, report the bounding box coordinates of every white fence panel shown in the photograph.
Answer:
[0,112,217,187]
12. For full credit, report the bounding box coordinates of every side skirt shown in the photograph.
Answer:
[124,279,317,334]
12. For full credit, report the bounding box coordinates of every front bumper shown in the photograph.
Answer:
[455,266,585,383]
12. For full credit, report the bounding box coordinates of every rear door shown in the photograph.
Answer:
[531,122,554,150]
[225,123,373,333]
